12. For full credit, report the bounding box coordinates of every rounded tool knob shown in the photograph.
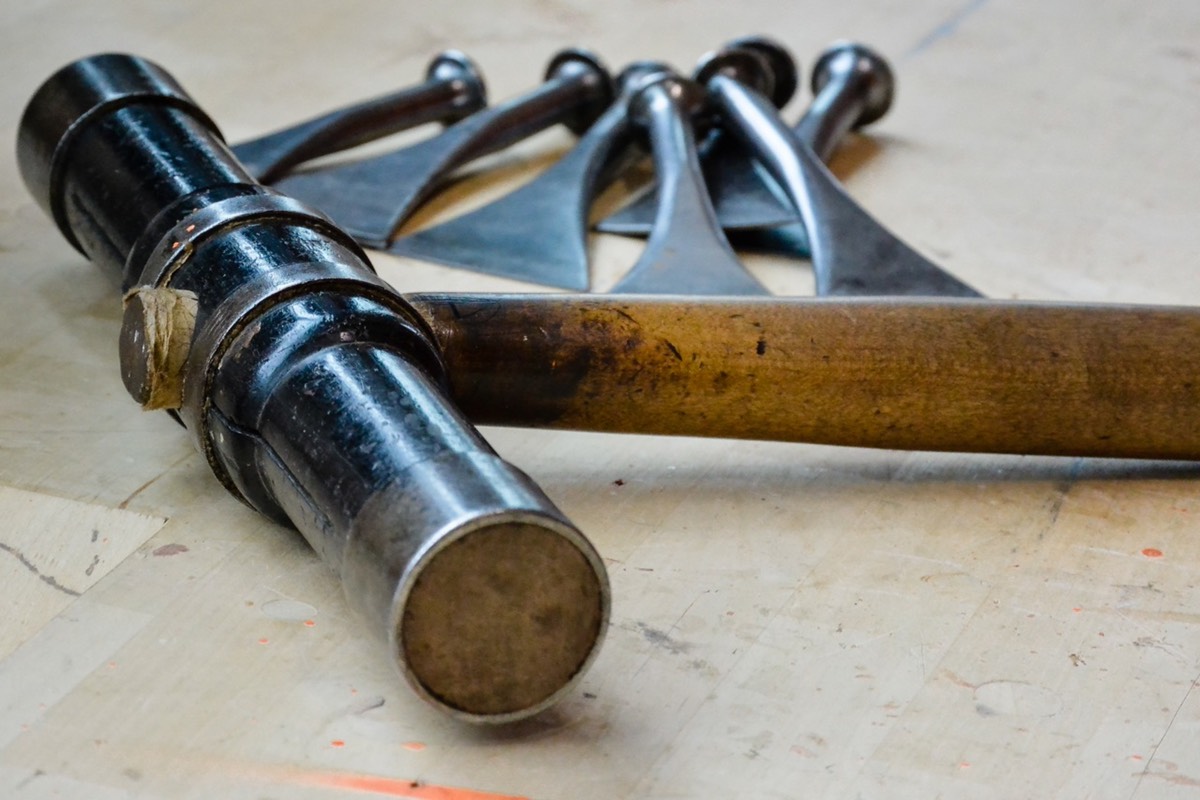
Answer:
[424,48,488,120]
[544,47,615,134]
[693,45,779,108]
[811,41,895,128]
[725,35,800,108]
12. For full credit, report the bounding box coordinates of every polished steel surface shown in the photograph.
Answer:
[598,41,896,238]
[386,63,670,289]
[610,57,772,295]
[707,72,979,296]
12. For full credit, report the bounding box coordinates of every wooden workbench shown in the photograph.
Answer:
[2,1,1198,797]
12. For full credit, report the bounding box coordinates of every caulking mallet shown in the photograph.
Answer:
[17,53,609,724]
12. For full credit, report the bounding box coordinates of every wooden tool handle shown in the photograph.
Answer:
[408,293,1200,460]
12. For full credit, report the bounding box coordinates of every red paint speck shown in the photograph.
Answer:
[303,619,316,627]
[959,761,971,769]
[1142,548,1163,558]
[258,637,269,645]
[1072,607,1082,613]
[331,740,346,748]
[402,741,426,752]
[1130,754,1144,761]
[185,224,196,233]
[171,241,181,250]
[107,661,117,669]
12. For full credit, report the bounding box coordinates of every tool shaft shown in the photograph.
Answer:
[409,293,1200,460]
[232,51,486,183]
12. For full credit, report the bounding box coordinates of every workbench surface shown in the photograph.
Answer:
[2,2,1199,798]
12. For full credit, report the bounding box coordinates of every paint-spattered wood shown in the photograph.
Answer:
[412,294,1200,459]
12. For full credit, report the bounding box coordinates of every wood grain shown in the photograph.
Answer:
[414,294,1200,458]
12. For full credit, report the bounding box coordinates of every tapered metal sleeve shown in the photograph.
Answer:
[408,293,1200,460]
[18,54,608,722]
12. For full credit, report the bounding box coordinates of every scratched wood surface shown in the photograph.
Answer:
[1,1,1199,798]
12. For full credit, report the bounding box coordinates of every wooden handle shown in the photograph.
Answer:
[407,293,1200,460]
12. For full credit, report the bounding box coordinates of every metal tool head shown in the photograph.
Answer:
[544,47,615,134]
[811,41,894,128]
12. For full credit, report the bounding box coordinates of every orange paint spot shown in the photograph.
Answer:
[1130,754,1144,761]
[107,661,117,669]
[1072,607,1082,613]
[330,740,346,748]
[304,619,316,627]
[959,761,971,769]
[185,224,196,232]
[402,741,426,752]
[302,771,527,799]
[171,241,181,250]
[258,638,270,645]
[1142,548,1163,558]
[350,688,359,695]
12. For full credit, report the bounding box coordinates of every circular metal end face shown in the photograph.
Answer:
[694,47,775,104]
[725,36,799,108]
[544,47,615,135]
[400,522,607,721]
[426,49,488,114]
[811,41,896,128]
